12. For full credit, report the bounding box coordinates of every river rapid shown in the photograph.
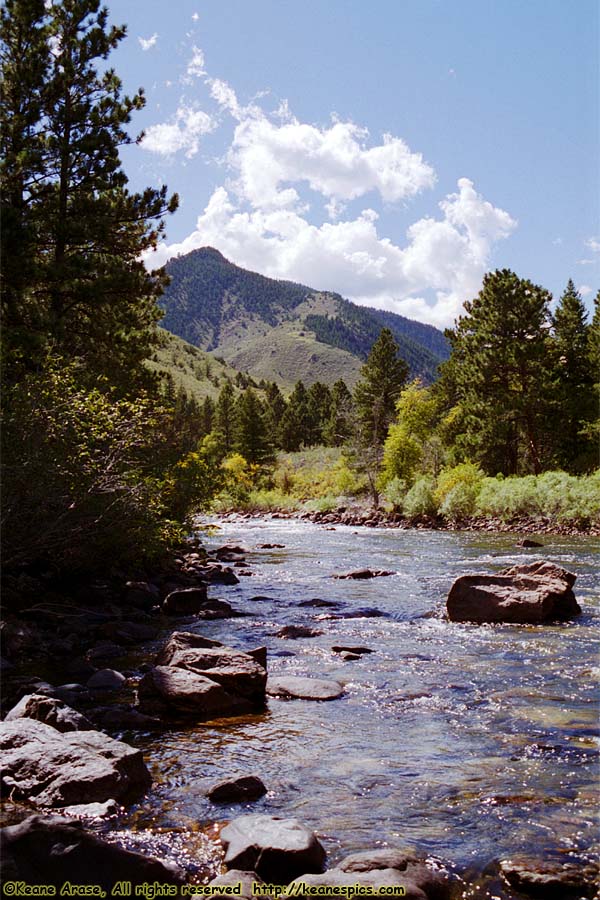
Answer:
[124,518,600,881]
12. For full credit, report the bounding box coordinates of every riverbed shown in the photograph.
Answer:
[123,518,600,879]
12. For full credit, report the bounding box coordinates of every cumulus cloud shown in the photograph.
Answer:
[141,105,215,158]
[186,45,206,79]
[578,284,593,297]
[138,33,158,51]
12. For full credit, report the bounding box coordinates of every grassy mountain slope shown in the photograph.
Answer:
[160,247,449,386]
[147,328,242,401]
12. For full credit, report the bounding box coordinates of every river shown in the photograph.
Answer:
[123,518,600,883]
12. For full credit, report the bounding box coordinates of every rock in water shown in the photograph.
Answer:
[207,775,267,803]
[446,561,580,624]
[266,676,344,701]
[137,666,253,718]
[334,569,395,580]
[220,814,326,882]
[0,815,184,887]
[0,718,150,807]
[5,694,94,732]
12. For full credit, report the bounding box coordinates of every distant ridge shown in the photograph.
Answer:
[159,247,449,388]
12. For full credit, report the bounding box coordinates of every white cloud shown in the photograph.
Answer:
[207,78,244,120]
[186,45,206,79]
[138,33,158,51]
[141,105,215,158]
[578,284,593,297]
[585,237,600,253]
[192,12,199,21]
[577,258,596,266]
[147,178,516,327]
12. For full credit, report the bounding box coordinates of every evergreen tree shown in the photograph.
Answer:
[234,388,273,465]
[215,382,236,453]
[551,280,595,470]
[440,269,554,475]
[264,381,286,447]
[201,396,215,436]
[323,379,353,446]
[353,328,409,447]
[279,380,310,451]
[306,381,332,445]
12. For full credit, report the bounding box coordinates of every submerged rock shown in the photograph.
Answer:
[334,569,395,580]
[220,814,326,883]
[5,694,94,733]
[0,814,184,887]
[446,561,580,624]
[0,718,150,807]
[207,775,267,803]
[267,676,344,701]
[277,625,322,639]
[499,857,599,898]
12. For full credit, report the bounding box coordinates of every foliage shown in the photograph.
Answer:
[475,471,600,523]
[402,476,437,518]
[382,477,408,510]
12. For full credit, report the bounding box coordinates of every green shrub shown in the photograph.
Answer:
[403,476,437,517]
[382,477,408,510]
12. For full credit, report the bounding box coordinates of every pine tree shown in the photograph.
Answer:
[440,269,554,475]
[201,396,215,436]
[279,381,310,452]
[215,382,236,453]
[306,381,332,445]
[264,381,286,448]
[234,388,273,465]
[551,280,595,470]
[323,379,353,447]
[353,328,409,447]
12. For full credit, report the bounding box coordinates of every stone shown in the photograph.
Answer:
[246,646,268,669]
[90,705,161,731]
[277,625,322,639]
[0,814,184,887]
[0,718,150,807]
[123,581,160,610]
[60,799,120,818]
[267,676,344,701]
[104,621,159,645]
[5,694,94,732]
[156,642,266,702]
[162,586,208,615]
[220,814,326,883]
[137,666,253,719]
[208,870,272,899]
[207,775,267,803]
[216,545,248,561]
[331,646,373,655]
[204,566,240,585]
[446,562,580,624]
[298,599,341,608]
[337,848,452,898]
[499,857,599,898]
[87,668,127,691]
[156,630,223,663]
[257,544,285,549]
[317,608,389,620]
[518,539,545,548]
[334,569,395,580]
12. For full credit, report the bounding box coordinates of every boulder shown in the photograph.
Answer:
[5,694,94,732]
[204,566,240,586]
[277,625,322,639]
[137,666,253,718]
[208,870,272,899]
[334,569,395,580]
[90,705,161,731]
[267,676,344,701]
[87,668,127,691]
[156,645,266,702]
[499,857,599,898]
[0,718,150,807]
[338,848,452,898]
[103,621,159,645]
[60,799,120,818]
[162,586,208,615]
[517,539,544,548]
[317,608,389,620]
[207,775,267,803]
[122,580,160,610]
[220,814,326,883]
[331,646,373,656]
[156,630,223,663]
[298,599,341,608]
[446,562,580,624]
[0,814,184,888]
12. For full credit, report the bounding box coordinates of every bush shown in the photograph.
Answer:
[402,476,437,517]
[382,477,407,510]
[435,462,484,520]
[475,471,600,523]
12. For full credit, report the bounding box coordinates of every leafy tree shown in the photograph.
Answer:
[353,328,409,447]
[234,388,273,465]
[381,381,439,486]
[551,280,596,470]
[440,270,554,475]
[214,382,236,453]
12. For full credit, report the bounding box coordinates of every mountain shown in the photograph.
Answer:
[159,247,449,389]
[147,329,248,402]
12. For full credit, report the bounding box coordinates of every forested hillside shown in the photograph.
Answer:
[159,247,449,385]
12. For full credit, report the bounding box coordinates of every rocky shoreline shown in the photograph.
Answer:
[1,532,598,898]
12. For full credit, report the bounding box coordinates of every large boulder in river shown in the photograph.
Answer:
[138,666,254,718]
[0,815,184,888]
[5,693,94,732]
[220,814,326,883]
[0,718,150,807]
[162,585,207,614]
[446,562,580,624]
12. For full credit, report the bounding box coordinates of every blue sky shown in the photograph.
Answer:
[107,0,599,327]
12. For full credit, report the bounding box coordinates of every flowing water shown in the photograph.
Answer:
[123,518,600,880]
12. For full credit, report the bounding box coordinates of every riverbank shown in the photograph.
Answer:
[2,519,599,898]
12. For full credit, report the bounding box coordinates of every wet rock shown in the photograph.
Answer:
[103,621,159,645]
[267,676,344,701]
[5,694,94,732]
[87,641,124,663]
[499,857,599,898]
[204,565,240,586]
[340,652,361,661]
[207,775,267,803]
[247,646,268,669]
[208,870,272,898]
[334,569,395,580]
[60,799,120,818]
[162,586,208,614]
[220,814,326,883]
[0,814,184,887]
[87,668,127,692]
[137,666,254,719]
[331,645,374,656]
[338,848,452,898]
[277,625,323,639]
[90,705,161,731]
[0,718,150,807]
[248,595,272,602]
[317,608,389,620]
[446,562,580,624]
[216,545,248,562]
[298,599,341,608]
[518,539,545,548]
[122,580,160,610]
[257,543,285,549]
[156,630,223,663]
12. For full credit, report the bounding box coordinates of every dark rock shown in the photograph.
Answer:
[331,646,374,655]
[499,857,599,898]
[216,545,248,561]
[137,666,253,719]
[204,565,240,585]
[257,544,285,549]
[90,705,161,731]
[0,718,150,807]
[246,646,268,670]
[103,621,159,645]
[0,814,184,887]
[122,580,161,610]
[156,630,223,663]
[277,625,322,639]
[87,641,124,663]
[207,775,267,803]
[298,599,341,608]
[447,562,580,624]
[87,669,127,692]
[317,608,389,620]
[220,814,326,883]
[340,652,360,661]
[162,586,208,615]
[267,676,344,701]
[248,595,272,602]
[518,539,545,548]
[338,848,453,899]
[5,694,94,732]
[334,569,395,580]
[208,870,271,898]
